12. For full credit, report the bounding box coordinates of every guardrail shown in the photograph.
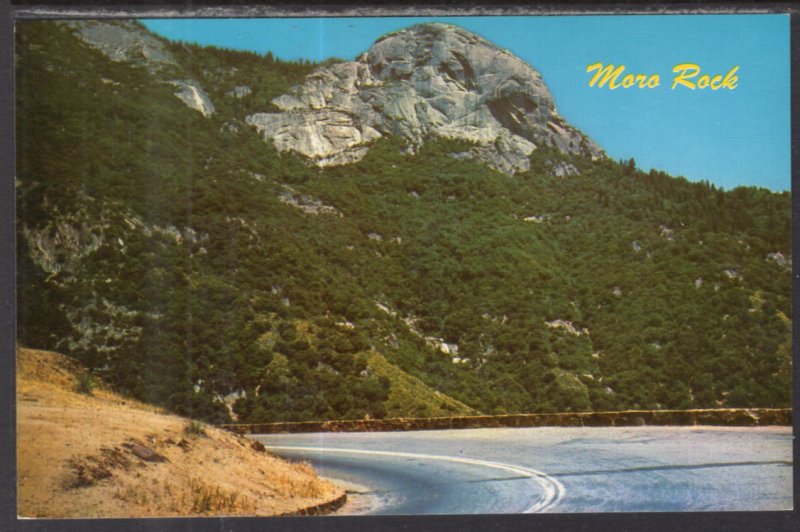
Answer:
[219,408,791,435]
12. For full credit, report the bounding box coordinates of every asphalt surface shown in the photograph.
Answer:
[253,426,793,514]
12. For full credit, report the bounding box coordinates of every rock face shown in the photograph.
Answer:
[247,23,602,173]
[62,20,177,73]
[171,81,216,117]
[63,20,216,118]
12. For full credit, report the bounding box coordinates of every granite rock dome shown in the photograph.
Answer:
[246,23,603,174]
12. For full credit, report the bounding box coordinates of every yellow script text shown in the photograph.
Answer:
[671,64,739,90]
[586,63,660,89]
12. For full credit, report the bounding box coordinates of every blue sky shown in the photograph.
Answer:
[142,15,790,191]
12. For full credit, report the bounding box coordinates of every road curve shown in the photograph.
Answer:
[266,445,564,514]
[254,426,792,514]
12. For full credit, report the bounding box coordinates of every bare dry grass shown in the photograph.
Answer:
[16,347,344,518]
[367,351,477,417]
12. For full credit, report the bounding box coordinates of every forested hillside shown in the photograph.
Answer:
[15,20,791,424]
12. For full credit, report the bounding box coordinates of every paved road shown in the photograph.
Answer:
[254,426,793,514]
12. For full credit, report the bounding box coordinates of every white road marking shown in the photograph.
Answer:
[264,445,566,513]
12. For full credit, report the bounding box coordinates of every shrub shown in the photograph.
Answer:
[74,372,96,396]
[184,420,207,437]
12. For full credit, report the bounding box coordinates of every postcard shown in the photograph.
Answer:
[12,10,793,520]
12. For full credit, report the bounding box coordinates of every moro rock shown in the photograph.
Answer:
[246,23,603,174]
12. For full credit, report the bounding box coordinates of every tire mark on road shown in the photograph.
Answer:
[553,460,793,477]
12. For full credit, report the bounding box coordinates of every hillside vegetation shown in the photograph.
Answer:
[15,21,791,425]
[16,347,344,517]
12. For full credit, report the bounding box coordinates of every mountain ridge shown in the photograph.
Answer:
[15,20,791,425]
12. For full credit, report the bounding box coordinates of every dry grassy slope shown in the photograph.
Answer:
[367,351,477,417]
[16,347,344,518]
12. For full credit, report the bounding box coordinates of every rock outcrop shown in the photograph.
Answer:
[170,80,216,117]
[247,23,602,174]
[227,85,253,99]
[62,20,177,73]
[62,20,215,118]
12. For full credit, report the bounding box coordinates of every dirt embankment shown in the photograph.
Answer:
[16,347,345,518]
